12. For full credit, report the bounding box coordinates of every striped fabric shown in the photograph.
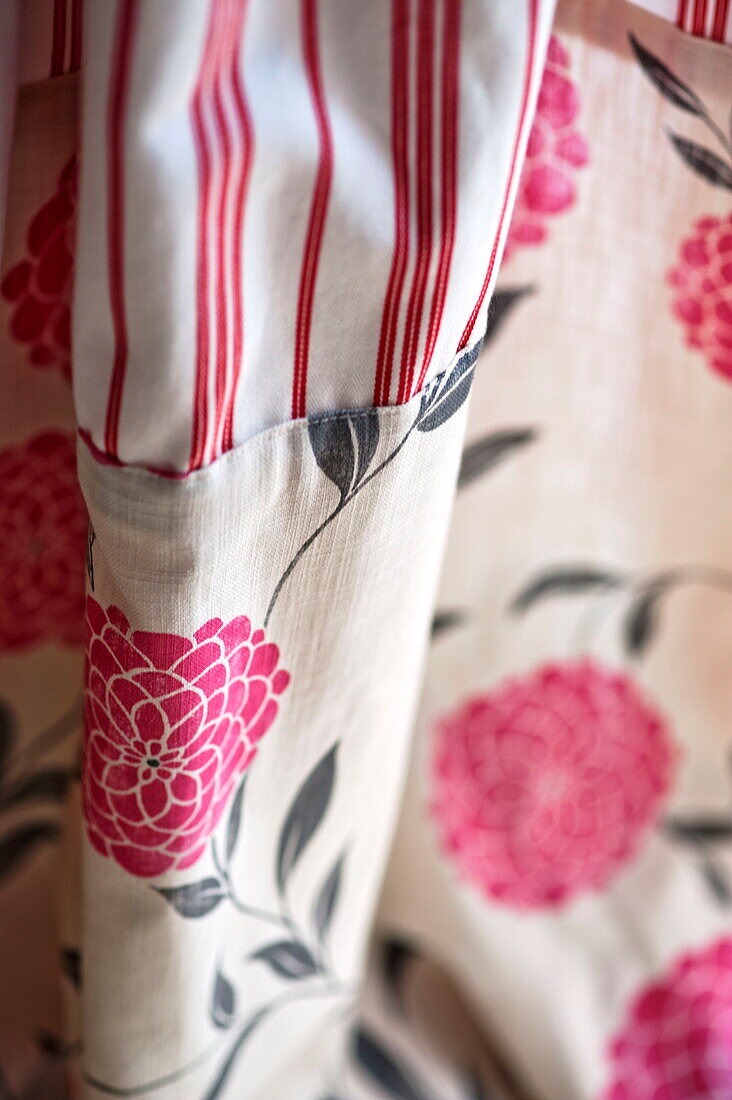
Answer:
[17,3,732,91]
[16,1,726,476]
[72,0,553,474]
[50,0,83,75]
[16,0,83,82]
[632,0,732,41]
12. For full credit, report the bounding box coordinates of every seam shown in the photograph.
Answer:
[77,337,480,490]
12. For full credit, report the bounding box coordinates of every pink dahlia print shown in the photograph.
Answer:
[431,660,677,909]
[602,937,732,1099]
[0,431,86,649]
[668,213,732,382]
[1,155,76,381]
[83,599,291,877]
[504,35,589,261]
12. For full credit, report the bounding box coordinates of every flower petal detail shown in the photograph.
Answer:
[82,600,290,877]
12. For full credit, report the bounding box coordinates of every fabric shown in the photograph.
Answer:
[72,0,547,470]
[378,5,732,1097]
[633,0,732,42]
[0,1,731,1099]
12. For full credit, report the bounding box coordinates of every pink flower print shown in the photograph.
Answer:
[1,156,76,381]
[602,937,732,1099]
[668,213,732,382]
[431,660,677,909]
[505,35,589,261]
[83,600,290,877]
[0,431,86,649]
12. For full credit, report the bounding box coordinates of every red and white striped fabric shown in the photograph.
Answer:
[15,0,732,91]
[632,0,732,42]
[72,0,554,473]
[14,0,83,82]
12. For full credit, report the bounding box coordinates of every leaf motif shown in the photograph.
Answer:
[0,699,14,781]
[60,946,81,988]
[458,428,537,489]
[308,417,355,501]
[416,345,479,433]
[353,1028,432,1100]
[629,34,706,115]
[664,817,732,842]
[382,937,417,1011]
[624,583,666,656]
[0,769,69,810]
[251,940,319,980]
[86,524,96,592]
[351,410,380,488]
[211,968,236,1029]
[700,860,732,906]
[0,823,58,880]
[276,743,338,894]
[430,609,466,638]
[202,1006,272,1100]
[156,877,226,919]
[668,134,732,190]
[463,1071,492,1100]
[225,775,247,863]
[510,567,623,613]
[35,1030,64,1057]
[482,286,534,345]
[312,851,346,944]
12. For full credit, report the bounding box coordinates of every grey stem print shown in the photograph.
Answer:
[511,561,732,659]
[263,342,481,627]
[0,694,81,884]
[91,745,352,1096]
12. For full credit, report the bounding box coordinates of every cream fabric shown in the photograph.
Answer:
[0,2,731,1099]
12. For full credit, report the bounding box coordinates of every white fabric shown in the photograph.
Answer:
[73,0,556,470]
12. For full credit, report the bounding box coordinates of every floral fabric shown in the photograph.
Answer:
[375,4,732,1098]
[83,597,291,878]
[0,1,731,1099]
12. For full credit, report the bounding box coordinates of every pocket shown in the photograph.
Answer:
[76,350,476,1098]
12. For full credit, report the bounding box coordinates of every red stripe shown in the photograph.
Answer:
[51,0,67,77]
[189,1,226,471]
[292,0,334,420]
[70,0,83,72]
[414,0,460,396]
[212,0,253,459]
[397,0,436,404]
[712,0,730,39]
[210,0,237,463]
[103,0,139,458]
[373,0,411,407]
[79,428,189,481]
[457,0,538,352]
[677,0,689,28]
[693,0,708,34]
[222,1,254,452]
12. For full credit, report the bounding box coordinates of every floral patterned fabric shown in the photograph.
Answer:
[83,598,290,877]
[375,4,732,1098]
[431,660,677,909]
[0,431,85,648]
[504,34,590,261]
[0,155,75,383]
[1,2,732,1099]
